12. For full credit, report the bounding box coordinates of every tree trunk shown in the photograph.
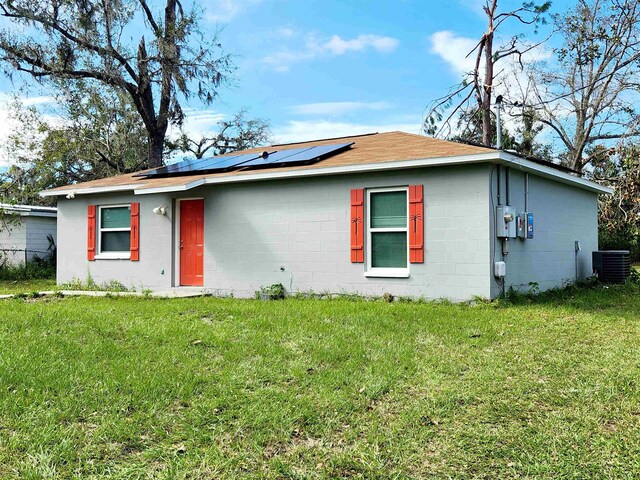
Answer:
[482,5,495,147]
[148,131,164,168]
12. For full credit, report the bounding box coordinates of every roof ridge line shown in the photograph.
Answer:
[272,132,379,147]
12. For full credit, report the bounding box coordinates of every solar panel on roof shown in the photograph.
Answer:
[195,153,262,171]
[133,141,353,178]
[240,142,354,170]
[239,147,314,168]
[134,152,268,178]
[304,143,355,159]
[133,156,207,177]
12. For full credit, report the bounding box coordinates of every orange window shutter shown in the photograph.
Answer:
[350,189,364,263]
[87,205,96,261]
[130,202,140,261]
[409,185,424,263]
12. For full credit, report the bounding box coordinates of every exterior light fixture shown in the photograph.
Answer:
[153,206,166,216]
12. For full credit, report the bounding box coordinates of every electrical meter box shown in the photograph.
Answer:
[496,205,516,238]
[526,212,534,239]
[516,213,527,238]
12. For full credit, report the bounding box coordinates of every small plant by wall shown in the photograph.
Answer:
[255,283,286,300]
[60,276,131,292]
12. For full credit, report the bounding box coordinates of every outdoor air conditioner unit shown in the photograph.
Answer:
[592,250,631,284]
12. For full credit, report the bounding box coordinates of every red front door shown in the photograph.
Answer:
[180,199,204,286]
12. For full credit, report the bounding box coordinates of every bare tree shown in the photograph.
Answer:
[520,0,640,172]
[424,0,551,147]
[0,0,233,168]
[169,110,272,159]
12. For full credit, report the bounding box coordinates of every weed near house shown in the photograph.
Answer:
[60,276,131,292]
[0,284,639,477]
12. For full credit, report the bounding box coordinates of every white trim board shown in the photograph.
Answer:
[0,203,58,217]
[495,152,613,194]
[40,183,142,198]
[40,152,613,198]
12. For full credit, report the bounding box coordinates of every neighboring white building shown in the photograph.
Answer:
[0,204,58,265]
[41,132,611,300]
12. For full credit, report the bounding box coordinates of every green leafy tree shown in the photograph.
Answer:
[450,106,552,160]
[0,88,273,205]
[450,107,518,150]
[512,107,553,160]
[0,86,148,204]
[590,144,640,260]
[0,0,233,168]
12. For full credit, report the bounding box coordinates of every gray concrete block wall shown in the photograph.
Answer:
[56,164,493,300]
[0,217,27,265]
[55,164,603,300]
[199,165,491,300]
[57,193,175,289]
[25,216,57,260]
[489,168,599,298]
[0,217,26,251]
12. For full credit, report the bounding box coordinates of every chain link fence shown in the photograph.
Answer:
[0,249,56,281]
[0,248,53,268]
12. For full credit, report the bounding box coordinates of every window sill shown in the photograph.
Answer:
[94,253,131,260]
[364,269,410,278]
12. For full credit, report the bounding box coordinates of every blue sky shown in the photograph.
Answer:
[193,0,569,144]
[0,0,574,166]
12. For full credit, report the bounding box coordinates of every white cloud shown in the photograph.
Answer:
[262,50,313,73]
[273,120,421,144]
[430,31,477,75]
[430,30,552,78]
[276,27,296,38]
[167,108,226,140]
[263,33,400,72]
[205,0,262,22]
[428,30,557,139]
[323,34,399,55]
[456,0,486,17]
[289,101,391,116]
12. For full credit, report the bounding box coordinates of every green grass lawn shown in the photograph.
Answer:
[0,278,57,295]
[1,284,640,478]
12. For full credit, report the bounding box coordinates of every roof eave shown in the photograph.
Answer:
[496,151,613,195]
[40,183,143,198]
[39,151,612,197]
[0,204,58,217]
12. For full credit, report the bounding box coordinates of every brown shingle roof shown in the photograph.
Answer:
[43,131,494,194]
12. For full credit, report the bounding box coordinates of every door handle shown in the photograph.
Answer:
[180,240,184,249]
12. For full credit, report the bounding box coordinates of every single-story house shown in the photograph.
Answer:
[0,203,57,265]
[41,132,611,300]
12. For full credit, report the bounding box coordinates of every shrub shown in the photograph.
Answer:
[599,227,640,262]
[0,234,57,280]
[255,283,286,300]
[0,261,55,281]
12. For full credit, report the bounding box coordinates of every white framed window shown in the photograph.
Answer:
[365,187,409,278]
[96,205,131,259]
